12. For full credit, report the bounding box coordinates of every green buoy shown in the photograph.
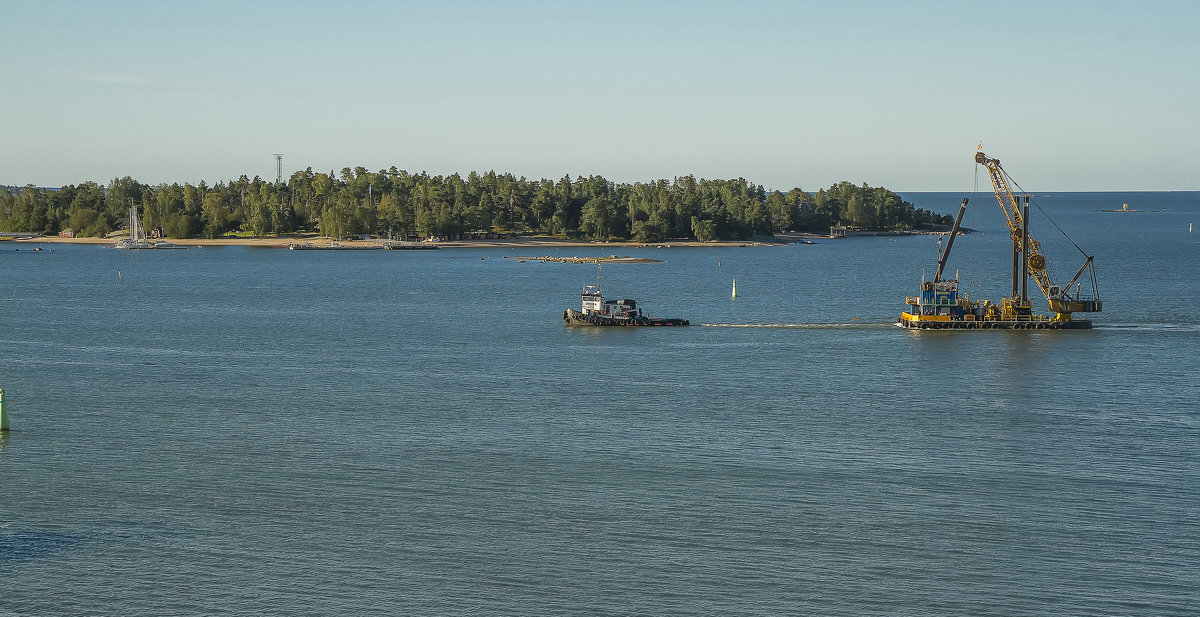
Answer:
[0,388,8,431]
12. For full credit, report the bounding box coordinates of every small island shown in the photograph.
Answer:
[0,171,952,244]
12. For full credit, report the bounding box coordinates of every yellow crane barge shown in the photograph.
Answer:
[898,151,1102,330]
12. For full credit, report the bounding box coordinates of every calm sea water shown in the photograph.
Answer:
[1,192,1197,616]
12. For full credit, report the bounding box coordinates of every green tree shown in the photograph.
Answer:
[165,214,200,239]
[202,192,226,238]
[579,196,611,240]
[691,216,717,242]
[67,208,102,237]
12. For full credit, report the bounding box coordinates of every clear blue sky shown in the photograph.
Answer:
[2,0,1196,190]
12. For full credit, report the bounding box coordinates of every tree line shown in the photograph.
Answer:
[0,169,952,241]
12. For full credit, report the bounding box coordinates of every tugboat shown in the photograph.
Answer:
[563,285,689,326]
[898,151,1101,330]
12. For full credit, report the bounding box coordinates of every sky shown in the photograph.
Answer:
[2,0,1196,191]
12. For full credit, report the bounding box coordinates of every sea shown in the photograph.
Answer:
[1,191,1197,616]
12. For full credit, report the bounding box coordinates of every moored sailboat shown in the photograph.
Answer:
[113,201,155,250]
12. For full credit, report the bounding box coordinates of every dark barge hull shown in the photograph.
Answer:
[897,318,1092,330]
[564,309,688,327]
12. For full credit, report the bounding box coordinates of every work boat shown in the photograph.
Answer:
[898,151,1102,330]
[563,285,689,326]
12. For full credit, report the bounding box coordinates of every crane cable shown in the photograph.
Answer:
[972,164,980,229]
[971,164,980,244]
[1001,168,1090,259]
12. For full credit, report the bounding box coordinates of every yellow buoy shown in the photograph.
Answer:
[1,387,9,431]
[731,278,738,299]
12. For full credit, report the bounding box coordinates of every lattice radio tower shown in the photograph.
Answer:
[273,154,283,185]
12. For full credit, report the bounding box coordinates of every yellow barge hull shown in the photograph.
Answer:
[898,313,1092,330]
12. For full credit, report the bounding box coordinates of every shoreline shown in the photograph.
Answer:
[8,229,945,249]
[11,234,820,249]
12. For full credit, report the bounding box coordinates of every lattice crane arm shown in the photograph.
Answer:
[975,152,1053,298]
[974,151,1101,318]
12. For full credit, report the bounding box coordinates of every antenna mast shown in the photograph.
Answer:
[273,154,283,185]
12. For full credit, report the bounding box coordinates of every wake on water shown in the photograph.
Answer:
[703,322,1200,331]
[1095,323,1200,332]
[701,322,893,329]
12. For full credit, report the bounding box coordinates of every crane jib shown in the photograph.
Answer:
[974,151,1101,318]
[934,198,968,283]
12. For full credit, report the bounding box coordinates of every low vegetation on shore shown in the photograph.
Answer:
[0,171,951,242]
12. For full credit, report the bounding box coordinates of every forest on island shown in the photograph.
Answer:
[0,169,952,241]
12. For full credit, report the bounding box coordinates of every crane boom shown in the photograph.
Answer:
[975,152,1052,296]
[974,151,1101,320]
[934,198,968,283]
